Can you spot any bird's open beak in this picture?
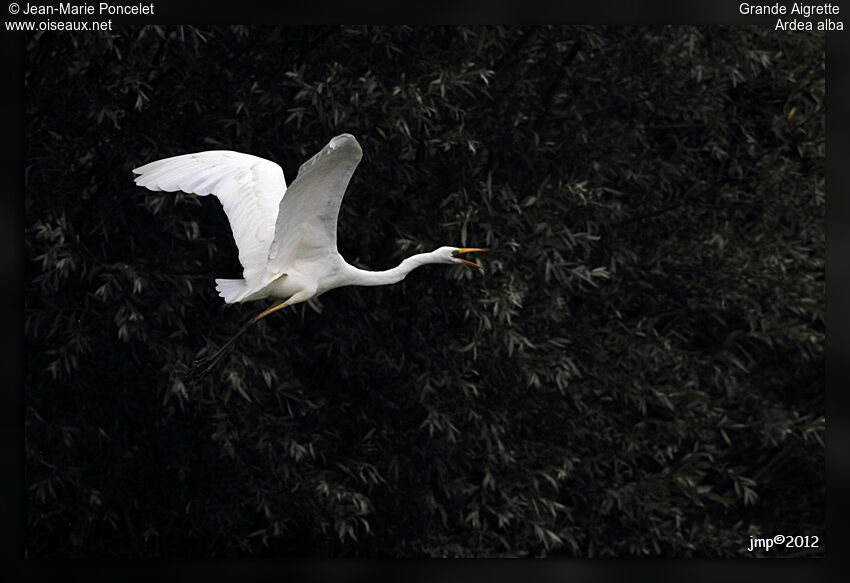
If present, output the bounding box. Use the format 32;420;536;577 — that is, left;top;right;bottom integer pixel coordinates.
454;248;486;270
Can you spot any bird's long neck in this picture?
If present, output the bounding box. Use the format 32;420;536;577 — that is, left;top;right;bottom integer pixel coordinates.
343;252;440;287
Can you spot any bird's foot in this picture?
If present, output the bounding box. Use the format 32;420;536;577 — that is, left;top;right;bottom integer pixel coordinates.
185;346;229;385
185;357;214;386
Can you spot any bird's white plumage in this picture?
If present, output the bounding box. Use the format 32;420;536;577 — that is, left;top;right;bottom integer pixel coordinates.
267;133;362;273
132;151;287;292
133;134;486;381
132;134;483;313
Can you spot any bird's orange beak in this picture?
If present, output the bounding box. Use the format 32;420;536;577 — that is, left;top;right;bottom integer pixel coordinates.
454;248;486;270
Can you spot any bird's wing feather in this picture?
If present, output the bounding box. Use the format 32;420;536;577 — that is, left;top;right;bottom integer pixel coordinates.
133;151;286;284
266;134;362;272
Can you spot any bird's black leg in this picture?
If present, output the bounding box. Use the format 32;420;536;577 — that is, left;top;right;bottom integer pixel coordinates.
185;299;290;385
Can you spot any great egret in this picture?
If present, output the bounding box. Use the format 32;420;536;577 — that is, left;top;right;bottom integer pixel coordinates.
133;133;485;379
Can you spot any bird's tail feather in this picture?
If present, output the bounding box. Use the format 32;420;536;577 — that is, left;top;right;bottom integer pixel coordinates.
215;278;246;304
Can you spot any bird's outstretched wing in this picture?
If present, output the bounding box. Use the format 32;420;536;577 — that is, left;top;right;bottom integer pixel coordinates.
266;134;363;272
133;151;287;284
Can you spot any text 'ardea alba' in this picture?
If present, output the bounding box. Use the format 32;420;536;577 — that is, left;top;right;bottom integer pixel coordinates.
133;133;485;379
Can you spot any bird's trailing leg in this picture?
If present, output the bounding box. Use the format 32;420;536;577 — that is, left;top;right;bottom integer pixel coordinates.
251;298;292;322
185;298;291;385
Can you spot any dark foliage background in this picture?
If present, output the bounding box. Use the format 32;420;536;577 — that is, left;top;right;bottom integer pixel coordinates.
24;26;824;557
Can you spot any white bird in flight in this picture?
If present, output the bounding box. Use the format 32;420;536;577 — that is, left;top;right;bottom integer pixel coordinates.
133;133;484;379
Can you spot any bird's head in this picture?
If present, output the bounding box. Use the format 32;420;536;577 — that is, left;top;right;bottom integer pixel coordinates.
433;246;486;269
